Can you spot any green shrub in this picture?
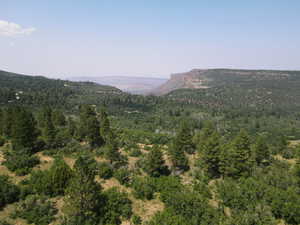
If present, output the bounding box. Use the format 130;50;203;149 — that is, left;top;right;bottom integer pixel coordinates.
26;157;73;197
0;175;20;209
98;162;113;179
129;148;142;157
12;195;57;225
103;187;133;225
131;215;142;225
114;168;131;185
3;151;40;176
131;177;156;200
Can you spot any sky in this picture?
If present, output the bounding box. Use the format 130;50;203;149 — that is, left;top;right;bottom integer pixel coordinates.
1;0;300;78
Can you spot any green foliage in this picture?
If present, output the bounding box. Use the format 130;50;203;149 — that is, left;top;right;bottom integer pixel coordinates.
11;107;38;153
40;107;56;148
252;135;271;166
175;120;196;154
12;195;57;225
147;208;190;225
114;168;131;186
79;105;104;148
26;157;73;197
0;175;20;209
220;130;253;178
131;215;142;225
132;177;156;200
97;162;113;179
3;151;40;175
200;131;222;178
102;187;133;225
169;140;189;173
128;148;142;157
63;155;103;225
142;145;169;177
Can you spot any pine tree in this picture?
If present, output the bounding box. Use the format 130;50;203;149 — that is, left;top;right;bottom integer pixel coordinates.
169;138;189;173
176;120;196;154
201;132;222;178
104;132;122;166
143;145;167;177
99;108;111;143
67;117;77;138
220;130;253;178
48;157;73;196
42;107;56;148
193;122;215;153
252;135;271;166
2;107;14;138
79;105;104;148
11;107;38;153
52;110;66;126
63;155;103;225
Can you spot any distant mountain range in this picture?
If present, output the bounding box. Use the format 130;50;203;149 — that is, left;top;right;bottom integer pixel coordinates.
68;76;168;94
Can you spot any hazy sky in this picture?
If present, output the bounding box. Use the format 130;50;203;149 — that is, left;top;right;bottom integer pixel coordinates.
1;0;300;78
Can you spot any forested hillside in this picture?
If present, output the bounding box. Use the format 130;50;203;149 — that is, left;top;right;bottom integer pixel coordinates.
0;70;121;109
0;70;300;225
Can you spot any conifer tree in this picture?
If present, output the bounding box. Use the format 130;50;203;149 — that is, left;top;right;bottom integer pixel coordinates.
79;105;104;148
48;157;73;196
2;107;14;138
99;108;111;142
104;132;122;165
201;132;222;178
252;135;271;166
143;145;167;177
169;138;189;173
193;122;215;153
42;107;56;148
52;110;66;126
63;155;103;225
220;130;253;178
11;107;38;153
176;120;196;154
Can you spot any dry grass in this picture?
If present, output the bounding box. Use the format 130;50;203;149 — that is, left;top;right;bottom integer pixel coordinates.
0;203;28;225
274;155;297;165
63;157;76;168
131;198;164;222
289;140;300;147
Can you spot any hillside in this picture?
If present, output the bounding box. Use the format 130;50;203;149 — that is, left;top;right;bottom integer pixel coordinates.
0;70;122;109
152;69;300;95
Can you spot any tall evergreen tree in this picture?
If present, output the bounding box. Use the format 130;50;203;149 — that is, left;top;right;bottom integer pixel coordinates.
143;145;167;177
220;130;253;178
63;155;103;225
201;132;222;178
193;122;215;153
2;107;14;138
252;135;271;166
104;132;122;166
79;105;104;148
42;107;56;148
169;138;189;173
99;108;111;142
11;107;38;153
176;120;196;154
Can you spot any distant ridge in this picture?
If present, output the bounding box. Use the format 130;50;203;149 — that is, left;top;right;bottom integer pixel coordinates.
151;68;300;95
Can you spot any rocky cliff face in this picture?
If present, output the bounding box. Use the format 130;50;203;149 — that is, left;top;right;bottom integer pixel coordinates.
151;69;210;95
